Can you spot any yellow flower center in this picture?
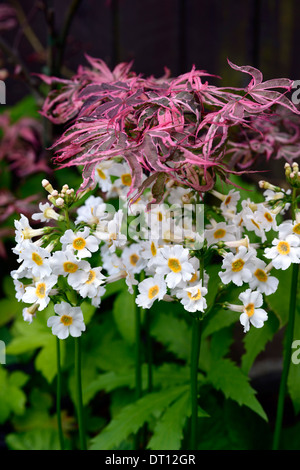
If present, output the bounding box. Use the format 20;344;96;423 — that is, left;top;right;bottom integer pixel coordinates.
63;262;78;273
97;168;106;180
121;173;132;186
188;271;198;283
148;285;159;299
168;257;182;273
213;228;226;239
277;241;290;255
36;282;46;299
157;211;163;222
60;315;73;326
293;223;300;235
129;254;139;266
254;268;268;283
187;289;202;301
32;252;43;266
231;258;245;272
245;303;255;317
150;241;157;257
86;270;96;284
251;218;260;230
72;237;86;250
224;195;231;205
264;212;273;223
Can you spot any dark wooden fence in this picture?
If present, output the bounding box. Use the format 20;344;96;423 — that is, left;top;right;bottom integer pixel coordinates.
3;0;300;103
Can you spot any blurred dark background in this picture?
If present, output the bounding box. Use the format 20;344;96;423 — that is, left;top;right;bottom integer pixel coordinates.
2;0;300;106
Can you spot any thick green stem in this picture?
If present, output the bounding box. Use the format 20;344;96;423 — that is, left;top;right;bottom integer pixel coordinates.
190;317;202;450
56;337;65;450
75;337;87;450
272;262;299;450
145;307;153;393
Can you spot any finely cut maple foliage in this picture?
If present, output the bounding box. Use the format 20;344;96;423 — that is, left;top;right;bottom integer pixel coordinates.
39;57;300;203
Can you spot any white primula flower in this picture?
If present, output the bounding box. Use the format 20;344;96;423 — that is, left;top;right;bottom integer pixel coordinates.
263;188;291;214
176;280;208;313
277;219;300;240
50;250;91;287
241;204;267;242
220;189;240;213
264;234;300;270
136;275;167;309
17;240;52;278
96;209;127;252
140;240;161;270
204;221;237;247
254;204;278;232
76;267;106;299
238;289;268;333
22;303;39;323
91;285;106;308
47;302;86;340
121;243;147;275
14;214;45;244
60;227;99;258
32;202;60;222
13;279;26;301
219;246;256;286
75;195;108;226
249;259;279;295
22;274;58;311
154;244;195;289
94;161;114;193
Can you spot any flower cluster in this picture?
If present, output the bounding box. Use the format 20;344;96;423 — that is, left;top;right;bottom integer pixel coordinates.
11;159;300;338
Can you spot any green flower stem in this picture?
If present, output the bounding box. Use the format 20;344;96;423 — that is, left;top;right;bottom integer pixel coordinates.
135;301;142;401
75;336;87;450
56;337;65;450
272;262;299;450
272;186;299;450
145;307;153;393
190;316;203;451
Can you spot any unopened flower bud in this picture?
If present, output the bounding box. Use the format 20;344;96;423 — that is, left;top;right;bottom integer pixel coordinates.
42;179;54;194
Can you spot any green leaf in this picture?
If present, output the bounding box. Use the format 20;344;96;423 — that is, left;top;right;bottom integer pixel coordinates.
89;385;189;450
0;367;28;423
150;311;191;361
6;429;61;450
241;311;279;375
266;267;293;327
206;358;268;421
113;289;136;344
147;390;190;450
203;308;240;338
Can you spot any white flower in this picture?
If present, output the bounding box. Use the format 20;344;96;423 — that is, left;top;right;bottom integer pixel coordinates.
238;289;268;333
264;234;300;270
219;246;256;286
50;250;91;287
94;161;114;193
249;259;279;295
47;302;86;339
254;204;278;232
32;202;60;222
13;279;26;301
60;227;99;258
95;209;127;252
204;221;237;247
136;275;167;309
22;274;58;311
75;195;108;226
277;220;300;240
91;285;106;308
14;214;45;244
220;189;240;213
76;267;106;298
17;240;52;278
241;204;267;241
22;303;39;323
175;280;208;313
121;243;147;274
154;244;195;289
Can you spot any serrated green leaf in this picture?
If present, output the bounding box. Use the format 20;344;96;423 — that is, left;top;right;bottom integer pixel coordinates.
89;385;189;450
206;358;268;421
147;390;190;450
151;312;191;361
0;366;28;423
5;429;61;450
